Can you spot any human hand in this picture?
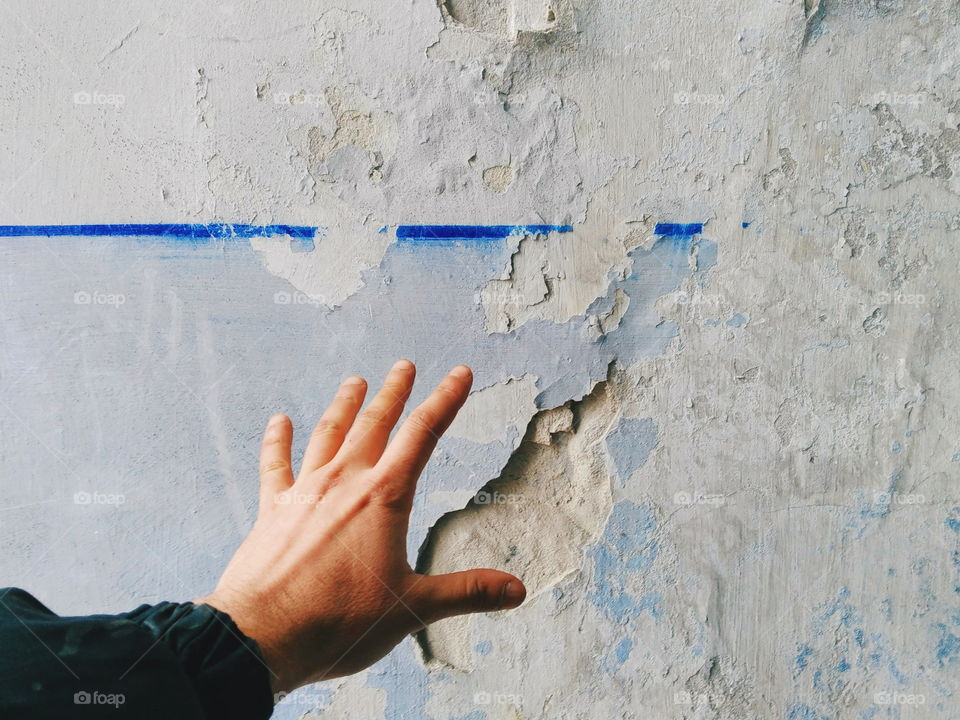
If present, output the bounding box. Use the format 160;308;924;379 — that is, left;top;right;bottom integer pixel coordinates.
199;360;526;694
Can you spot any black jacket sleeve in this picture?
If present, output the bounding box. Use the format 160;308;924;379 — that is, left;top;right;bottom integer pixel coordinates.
0;587;274;720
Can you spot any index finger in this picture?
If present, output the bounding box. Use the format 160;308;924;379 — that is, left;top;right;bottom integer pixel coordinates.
376;365;473;487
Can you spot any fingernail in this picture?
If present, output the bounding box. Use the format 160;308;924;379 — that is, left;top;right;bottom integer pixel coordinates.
450;364;472;379
499;581;526;609
342;375;366;386
393;358;414;372
268;414;287;426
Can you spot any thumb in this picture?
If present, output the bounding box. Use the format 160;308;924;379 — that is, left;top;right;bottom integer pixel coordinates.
412;569;526;624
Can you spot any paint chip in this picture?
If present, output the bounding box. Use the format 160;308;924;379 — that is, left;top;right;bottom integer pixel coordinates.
482;164;514;193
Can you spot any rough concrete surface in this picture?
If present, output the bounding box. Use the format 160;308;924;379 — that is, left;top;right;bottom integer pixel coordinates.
1;1;959;719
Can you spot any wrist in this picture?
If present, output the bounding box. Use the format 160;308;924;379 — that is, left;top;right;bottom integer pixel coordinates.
124;597;275;717
197;591;295;696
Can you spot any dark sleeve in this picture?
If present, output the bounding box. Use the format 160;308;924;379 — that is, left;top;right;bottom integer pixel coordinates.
0;587;274;720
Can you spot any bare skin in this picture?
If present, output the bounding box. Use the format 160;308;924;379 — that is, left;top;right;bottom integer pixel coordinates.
198;360;526;695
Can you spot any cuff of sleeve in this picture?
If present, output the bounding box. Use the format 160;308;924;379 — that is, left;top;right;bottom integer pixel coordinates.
123;600;274;720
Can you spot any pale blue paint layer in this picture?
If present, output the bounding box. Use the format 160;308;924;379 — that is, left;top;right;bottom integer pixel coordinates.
0;223;717;718
726;312;748;328
587;501;661;624
605;417;657;486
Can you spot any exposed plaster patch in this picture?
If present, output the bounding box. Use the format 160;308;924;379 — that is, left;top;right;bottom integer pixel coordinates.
584;286;634;343
482;163;514;193
477;220;633;334
479;233;553;333
440;0;560;40
859;102;960;194
417;380;617;669
447;374;539;444
195;67;212;128
306;86;398;185
250;212;392;306
529;404;573;445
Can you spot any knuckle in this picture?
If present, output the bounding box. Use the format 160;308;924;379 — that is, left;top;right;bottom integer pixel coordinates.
318;461;347;485
435;380;462;400
260;458;290;475
334;386;364;402
311;418;343;439
408;408;440;433
372;476;408;509
384;379;409;395
359;408;390;427
467;576;491;608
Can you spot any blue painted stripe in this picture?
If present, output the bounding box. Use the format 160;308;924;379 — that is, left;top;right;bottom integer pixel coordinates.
396;224;573;240
0;223;317;239
654;222;703;237
0;222;579;248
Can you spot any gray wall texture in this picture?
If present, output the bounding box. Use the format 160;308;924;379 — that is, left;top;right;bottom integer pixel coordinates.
1;1;959;718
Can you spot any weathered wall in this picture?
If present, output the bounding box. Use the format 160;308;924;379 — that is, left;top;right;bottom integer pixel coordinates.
1;1;959;718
